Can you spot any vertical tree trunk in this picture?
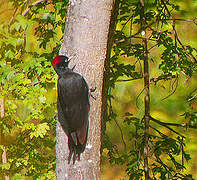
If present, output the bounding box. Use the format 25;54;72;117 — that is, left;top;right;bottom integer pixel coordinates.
101;0;120;151
56;0;116;179
1;97;10;180
140;0;150;179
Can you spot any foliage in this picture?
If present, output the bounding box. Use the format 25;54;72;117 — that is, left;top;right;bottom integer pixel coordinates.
0;0;68;179
103;0;197;179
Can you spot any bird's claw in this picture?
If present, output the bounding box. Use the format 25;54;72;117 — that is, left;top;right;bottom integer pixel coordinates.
90;86;97;100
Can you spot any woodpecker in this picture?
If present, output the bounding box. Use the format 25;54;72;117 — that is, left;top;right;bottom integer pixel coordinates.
52;55;90;164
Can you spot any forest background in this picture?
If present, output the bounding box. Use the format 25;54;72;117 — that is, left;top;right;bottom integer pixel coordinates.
0;0;196;179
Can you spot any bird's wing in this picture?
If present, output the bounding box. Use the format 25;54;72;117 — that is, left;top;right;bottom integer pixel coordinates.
57;72;90;146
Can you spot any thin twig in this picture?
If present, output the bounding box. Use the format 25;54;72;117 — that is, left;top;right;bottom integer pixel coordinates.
166;18;197;25
121;15;134;31
172;21;197;63
8;7;18;28
114;118;126;150
150;125;167;138
150;116;186;138
115;34;159;44
27;81;42;86
136;87;145;109
181;137;184;169
187;94;197;102
22;0;47;16
132;36;158;41
108;86;126;150
151;117;197;129
161;0;171;17
148;154;169;172
161;73;178;101
116;76;143;82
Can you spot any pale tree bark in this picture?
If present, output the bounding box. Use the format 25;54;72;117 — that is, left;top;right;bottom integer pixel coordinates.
1;97;10;180
56;0;117;179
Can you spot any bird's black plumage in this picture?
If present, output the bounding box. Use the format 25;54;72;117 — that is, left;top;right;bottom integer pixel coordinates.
52;55;90;164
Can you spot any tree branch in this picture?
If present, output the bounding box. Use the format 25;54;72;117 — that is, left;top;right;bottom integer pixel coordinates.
150;116;197;129
150;116;186;138
1;97;10;180
114;118;126;150
172;20;197;63
27;81;42;86
22;0;47;16
166;18;197;25
140;0;150;179
161;73;178;101
116;76;143;82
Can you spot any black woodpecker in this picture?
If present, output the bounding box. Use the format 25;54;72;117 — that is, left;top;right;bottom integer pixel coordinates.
52;55;90;164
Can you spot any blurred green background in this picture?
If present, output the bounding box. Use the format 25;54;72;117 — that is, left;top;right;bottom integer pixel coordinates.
101;0;197;179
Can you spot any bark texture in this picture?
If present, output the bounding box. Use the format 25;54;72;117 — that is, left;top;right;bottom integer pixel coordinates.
140;0;150;179
101;0;119;152
1;97;10;180
56;0;115;179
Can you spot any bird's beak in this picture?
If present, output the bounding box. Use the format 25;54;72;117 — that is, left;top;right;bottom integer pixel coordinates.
67;56;73;62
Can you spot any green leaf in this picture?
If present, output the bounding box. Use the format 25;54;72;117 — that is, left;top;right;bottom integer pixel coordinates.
0;163;11;170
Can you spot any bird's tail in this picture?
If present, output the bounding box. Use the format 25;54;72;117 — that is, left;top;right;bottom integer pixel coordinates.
67;131;87;164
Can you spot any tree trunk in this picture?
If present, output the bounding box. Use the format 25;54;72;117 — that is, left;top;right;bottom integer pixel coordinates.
56;0;116;179
140;1;150;179
1;96;10;180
